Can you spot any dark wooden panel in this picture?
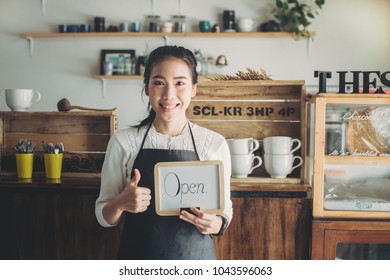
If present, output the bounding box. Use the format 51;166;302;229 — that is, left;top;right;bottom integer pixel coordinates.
214;196;312;260
312;220;390;260
0;181;123;260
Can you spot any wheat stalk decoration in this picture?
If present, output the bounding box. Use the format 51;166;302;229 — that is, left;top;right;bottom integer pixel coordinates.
207;67;273;81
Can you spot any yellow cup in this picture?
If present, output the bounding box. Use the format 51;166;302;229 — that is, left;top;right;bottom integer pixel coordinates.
15;153;34;179
44;153;63;179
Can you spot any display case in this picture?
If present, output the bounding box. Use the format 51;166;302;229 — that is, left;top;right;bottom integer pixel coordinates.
311;94;390;219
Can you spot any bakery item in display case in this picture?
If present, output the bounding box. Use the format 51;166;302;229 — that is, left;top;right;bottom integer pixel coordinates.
346;106;390;156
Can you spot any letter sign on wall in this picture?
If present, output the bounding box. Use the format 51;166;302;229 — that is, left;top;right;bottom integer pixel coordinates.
154;160;225;216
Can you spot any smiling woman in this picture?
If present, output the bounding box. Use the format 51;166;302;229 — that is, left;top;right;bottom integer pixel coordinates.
146;56;196;129
95;45;233;260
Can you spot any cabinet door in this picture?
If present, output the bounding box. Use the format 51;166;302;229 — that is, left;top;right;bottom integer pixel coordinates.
214;196;311;260
312;96;390;218
0;187;123;259
312;220;390;260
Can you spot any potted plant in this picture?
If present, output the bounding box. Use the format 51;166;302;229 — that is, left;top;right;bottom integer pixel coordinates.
272;0;325;39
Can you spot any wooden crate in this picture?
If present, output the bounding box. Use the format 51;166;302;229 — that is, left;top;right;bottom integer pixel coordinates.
188;80;308;185
0;111;117;176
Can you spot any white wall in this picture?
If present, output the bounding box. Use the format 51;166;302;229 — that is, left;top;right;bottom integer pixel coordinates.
1;0;389;129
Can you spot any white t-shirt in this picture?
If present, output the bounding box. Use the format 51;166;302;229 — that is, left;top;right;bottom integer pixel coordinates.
95;121;233;227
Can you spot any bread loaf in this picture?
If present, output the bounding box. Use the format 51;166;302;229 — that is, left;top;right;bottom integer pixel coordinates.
346;107;390;155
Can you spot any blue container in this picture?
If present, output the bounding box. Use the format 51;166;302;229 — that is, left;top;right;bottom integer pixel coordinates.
58;24;67;33
79;24;91;32
67;24;79;33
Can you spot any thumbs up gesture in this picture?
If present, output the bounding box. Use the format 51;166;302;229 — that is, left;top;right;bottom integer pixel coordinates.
121;169;152;213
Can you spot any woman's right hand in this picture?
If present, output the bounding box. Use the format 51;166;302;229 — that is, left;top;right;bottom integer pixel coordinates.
102;169;151;225
120;168;152;213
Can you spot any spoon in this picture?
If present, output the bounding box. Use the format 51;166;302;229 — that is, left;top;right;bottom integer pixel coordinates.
57;98;116;112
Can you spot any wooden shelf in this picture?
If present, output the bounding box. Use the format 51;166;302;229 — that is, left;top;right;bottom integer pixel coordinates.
95;75;218;80
96;75;142;80
325;155;390;166
230;177;310;192
20;31;312;39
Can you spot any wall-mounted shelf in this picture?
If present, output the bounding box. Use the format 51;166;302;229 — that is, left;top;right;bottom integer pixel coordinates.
95;75;142;80
20;31;310;39
20;30;315;97
20;31;315;56
95;75;215;80
95;75;216;97
96;75;142;97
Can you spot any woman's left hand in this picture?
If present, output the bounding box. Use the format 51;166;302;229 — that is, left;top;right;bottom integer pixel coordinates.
179;207;223;235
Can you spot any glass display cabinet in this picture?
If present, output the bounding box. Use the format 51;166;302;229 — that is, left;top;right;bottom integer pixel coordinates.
310;94;390;260
311;94;390;219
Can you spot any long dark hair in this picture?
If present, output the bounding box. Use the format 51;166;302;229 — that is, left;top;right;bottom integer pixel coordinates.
134;45;198;129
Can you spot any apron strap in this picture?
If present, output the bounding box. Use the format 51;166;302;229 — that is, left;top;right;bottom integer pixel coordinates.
188;120;200;160
139;122;153;150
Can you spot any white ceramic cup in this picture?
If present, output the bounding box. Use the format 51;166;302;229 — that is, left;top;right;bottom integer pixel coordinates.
263;136;301;154
231;154;262;178
264;154;303;179
237;18;254;32
227;138;260;155
5;89;41;112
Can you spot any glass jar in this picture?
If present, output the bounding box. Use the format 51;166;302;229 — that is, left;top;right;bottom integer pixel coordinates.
204;57;214;75
172;15;186;32
193;49;203;74
325;108;347;155
147;15;160;32
94;17;105;32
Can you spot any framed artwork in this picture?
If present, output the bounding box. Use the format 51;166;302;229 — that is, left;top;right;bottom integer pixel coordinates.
100;49;135;75
154;160;225;216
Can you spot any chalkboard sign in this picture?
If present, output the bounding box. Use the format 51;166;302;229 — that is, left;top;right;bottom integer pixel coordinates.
154;160;225;216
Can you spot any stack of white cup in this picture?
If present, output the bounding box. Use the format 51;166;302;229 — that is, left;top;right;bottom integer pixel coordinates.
227;137;262;178
263;136;303;179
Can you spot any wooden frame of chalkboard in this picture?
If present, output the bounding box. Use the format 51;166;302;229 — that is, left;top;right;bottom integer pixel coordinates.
154;160;225;216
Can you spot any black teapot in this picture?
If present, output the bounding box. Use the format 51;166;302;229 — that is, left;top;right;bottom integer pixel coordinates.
260;20;280;32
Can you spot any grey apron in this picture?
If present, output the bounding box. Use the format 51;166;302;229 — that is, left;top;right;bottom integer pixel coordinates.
117;122;216;260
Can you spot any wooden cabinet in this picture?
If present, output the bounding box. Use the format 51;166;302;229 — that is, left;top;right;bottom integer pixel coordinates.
0;111;117;176
0;178;123;259
192;80;309;185
214;188;312;260
0;178;311;260
312;220;390;260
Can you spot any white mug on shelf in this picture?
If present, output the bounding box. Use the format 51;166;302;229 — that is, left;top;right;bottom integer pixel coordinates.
263;136;301;155
237;18;254;32
227;137;260;155
231;154;262;178
264;154;303;179
5;89;41;112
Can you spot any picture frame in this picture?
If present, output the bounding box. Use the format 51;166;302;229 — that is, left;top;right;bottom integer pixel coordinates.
154;160;225;216
100;49;135;75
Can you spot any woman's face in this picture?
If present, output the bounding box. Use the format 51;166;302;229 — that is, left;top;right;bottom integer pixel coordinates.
146;57;196;124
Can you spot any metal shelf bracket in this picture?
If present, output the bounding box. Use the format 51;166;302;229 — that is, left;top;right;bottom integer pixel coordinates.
99;78;107;98
163;35;169;45
41;0;47;15
307;37;313;57
26;37;34;57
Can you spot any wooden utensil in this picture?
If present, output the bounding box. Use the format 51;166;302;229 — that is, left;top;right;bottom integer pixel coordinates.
57;98;116;112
